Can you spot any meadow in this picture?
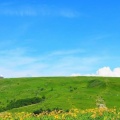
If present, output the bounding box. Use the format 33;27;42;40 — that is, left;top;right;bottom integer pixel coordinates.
0;76;120;119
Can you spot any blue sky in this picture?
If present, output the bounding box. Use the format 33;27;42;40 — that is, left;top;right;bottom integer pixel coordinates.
0;0;120;78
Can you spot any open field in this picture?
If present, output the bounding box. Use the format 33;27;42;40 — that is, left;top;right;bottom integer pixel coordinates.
0;76;120;114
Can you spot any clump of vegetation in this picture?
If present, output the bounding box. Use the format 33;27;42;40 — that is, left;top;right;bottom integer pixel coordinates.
69;86;77;92
87;79;106;88
3;97;45;112
33;107;63;114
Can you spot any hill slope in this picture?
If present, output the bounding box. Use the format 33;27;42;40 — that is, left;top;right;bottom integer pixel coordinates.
0;76;120;113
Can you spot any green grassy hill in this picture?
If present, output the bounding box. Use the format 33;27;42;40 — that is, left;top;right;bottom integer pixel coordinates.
0;76;120;113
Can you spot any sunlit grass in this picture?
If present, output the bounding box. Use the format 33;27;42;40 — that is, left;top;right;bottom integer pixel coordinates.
0;77;120;113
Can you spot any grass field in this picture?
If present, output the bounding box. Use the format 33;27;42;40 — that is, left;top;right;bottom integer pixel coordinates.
0;76;120;115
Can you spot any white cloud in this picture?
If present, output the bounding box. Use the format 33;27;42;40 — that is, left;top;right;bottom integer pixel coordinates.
71;67;120;77
96;67;120;77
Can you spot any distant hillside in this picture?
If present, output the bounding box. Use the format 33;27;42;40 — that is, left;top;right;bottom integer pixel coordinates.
0;76;120;113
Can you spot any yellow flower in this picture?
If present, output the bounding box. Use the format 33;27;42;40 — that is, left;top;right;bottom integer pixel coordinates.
91;114;96;118
54;115;59;119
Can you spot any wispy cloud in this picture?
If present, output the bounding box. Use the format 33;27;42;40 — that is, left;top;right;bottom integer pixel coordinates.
48;49;84;56
59;9;79;18
0;6;37;16
0;48;102;78
0;2;80;18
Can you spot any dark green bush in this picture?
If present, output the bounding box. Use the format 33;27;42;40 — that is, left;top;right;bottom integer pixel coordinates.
33;108;43;114
33;107;63;114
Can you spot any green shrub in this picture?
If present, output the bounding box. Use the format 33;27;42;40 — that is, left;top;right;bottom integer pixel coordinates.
5;97;45;110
